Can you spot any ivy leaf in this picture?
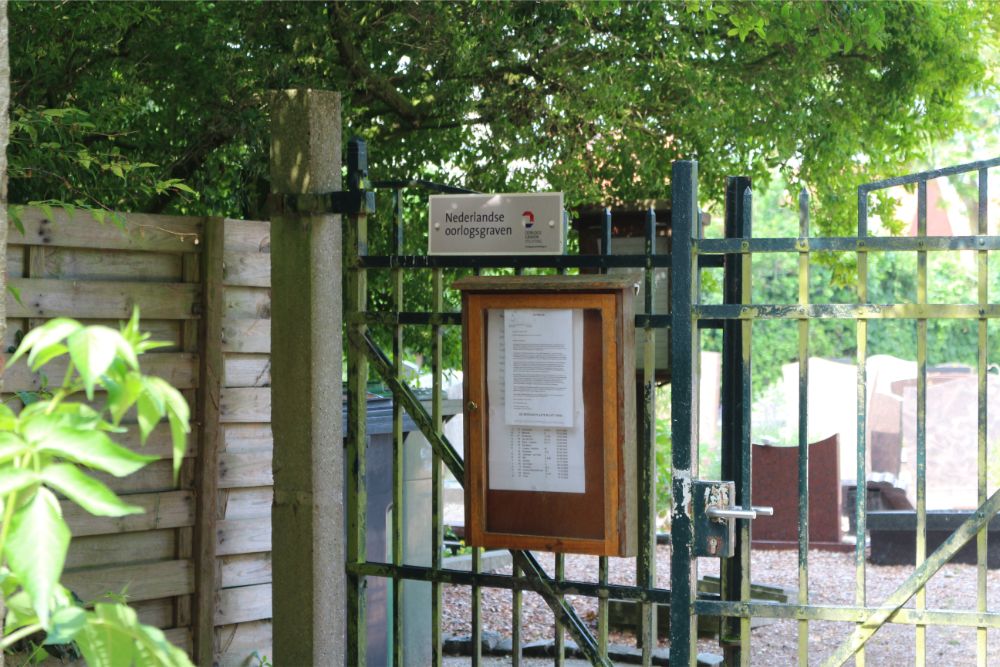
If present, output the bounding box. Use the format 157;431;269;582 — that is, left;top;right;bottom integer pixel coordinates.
35;428;155;477
41;464;144;517
4;488;69;627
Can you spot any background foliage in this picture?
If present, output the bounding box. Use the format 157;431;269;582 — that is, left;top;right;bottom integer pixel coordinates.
9;1;999;229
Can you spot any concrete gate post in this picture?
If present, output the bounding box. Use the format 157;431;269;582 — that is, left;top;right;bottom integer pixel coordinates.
269;89;344;666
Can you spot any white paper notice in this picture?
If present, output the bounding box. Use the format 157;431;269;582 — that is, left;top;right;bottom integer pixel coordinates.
504;309;574;428
487;310;585;493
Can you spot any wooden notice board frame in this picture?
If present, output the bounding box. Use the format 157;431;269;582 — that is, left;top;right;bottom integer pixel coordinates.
455;275;637;556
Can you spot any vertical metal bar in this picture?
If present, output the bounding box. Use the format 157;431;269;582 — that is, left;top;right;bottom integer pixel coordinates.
915;180;928;667
598;556;609;658
854;187;869;667
796;189;811;667
391;189;405;667
472;547;482;666
345;140;370;667
669;160;700;667
431;267;444;667
738;188;753;665
512;563;522;667
555;554;566;666
598;206;611;663
601;206;612;272
721;176;751;664
639;207;658;666
977;167;989;667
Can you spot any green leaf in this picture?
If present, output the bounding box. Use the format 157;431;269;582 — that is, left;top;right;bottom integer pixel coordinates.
9;318;81;368
0;432;29;463
67;326;123;399
75;604;136;667
35;428;155;477
45;604;86;645
29;341;69;371
42;464;144;516
4;488;70;627
10;205;25;236
0;403;17;430
7;285;24;308
136;392;162;444
0;468;39;496
105;371;144;425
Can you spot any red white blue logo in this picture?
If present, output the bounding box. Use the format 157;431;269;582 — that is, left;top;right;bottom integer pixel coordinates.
521;210;535;229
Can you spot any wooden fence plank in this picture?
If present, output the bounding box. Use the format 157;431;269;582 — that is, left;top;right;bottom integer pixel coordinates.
223;252;270;287
223;423;272;451
219;451;272;489
221;487;272;521
2;351;199;392
41;246;183;282
63;559;194;603
94;459;184;495
223;287;270;320
9;206;203;253
223;353;271;387
222;318;270;355
220;387;271;423
134;598;176;629
216;619;272;667
63;490;194;536
164;628;193;655
217;518;272;556
222;219;269;254
67;530;177;570
215;583;271;626
220;553;272;589
7;278;200;320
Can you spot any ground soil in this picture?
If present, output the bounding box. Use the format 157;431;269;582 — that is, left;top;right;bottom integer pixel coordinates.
442;546;1000;665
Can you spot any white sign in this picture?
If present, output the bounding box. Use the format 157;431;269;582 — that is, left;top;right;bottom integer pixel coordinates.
504;309;574;428
428;193;564;255
486;309;586;494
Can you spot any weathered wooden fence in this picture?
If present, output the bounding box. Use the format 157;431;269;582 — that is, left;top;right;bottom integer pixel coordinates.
5;206;274;666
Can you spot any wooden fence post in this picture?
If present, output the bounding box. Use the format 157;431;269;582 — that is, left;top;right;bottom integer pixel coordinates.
269;89;344;666
193;216;224;665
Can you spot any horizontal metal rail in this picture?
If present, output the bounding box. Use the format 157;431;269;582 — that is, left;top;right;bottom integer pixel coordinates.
349;561;674;605
360;254;694;269
859;156;1000;192
697;234;1000;254
695;600;1000;629
697;303;1000;320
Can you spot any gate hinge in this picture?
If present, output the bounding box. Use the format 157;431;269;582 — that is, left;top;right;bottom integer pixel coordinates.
272;137;376;216
274;189;376;216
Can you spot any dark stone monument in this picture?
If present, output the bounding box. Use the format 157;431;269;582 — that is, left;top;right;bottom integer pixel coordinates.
751;434;849;551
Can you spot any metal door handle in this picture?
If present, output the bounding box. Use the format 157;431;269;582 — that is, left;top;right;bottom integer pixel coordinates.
706;505;775;521
706;507;758;521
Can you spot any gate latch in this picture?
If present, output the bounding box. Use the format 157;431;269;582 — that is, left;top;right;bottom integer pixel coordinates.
692;480;774;558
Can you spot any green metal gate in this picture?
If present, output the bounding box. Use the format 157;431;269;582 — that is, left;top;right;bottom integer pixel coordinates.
670;156;1000;666
344;138;1000;666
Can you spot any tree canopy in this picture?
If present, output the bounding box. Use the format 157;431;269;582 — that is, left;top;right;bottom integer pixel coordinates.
9;1;999;231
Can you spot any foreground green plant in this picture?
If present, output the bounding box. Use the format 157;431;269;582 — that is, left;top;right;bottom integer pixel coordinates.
0;310;193;666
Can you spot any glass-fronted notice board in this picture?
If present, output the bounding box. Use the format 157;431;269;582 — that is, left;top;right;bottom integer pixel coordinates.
454;275;637;556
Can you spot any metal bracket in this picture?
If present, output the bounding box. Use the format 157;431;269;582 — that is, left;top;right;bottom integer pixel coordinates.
273;137;376;216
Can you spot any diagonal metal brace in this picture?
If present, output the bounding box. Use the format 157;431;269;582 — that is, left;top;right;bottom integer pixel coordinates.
355;329;613;666
823;486;1000;666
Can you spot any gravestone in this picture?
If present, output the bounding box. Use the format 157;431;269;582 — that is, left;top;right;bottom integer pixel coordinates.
751;434;847;550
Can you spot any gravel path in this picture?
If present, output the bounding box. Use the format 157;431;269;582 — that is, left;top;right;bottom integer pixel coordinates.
443;547;1000;665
